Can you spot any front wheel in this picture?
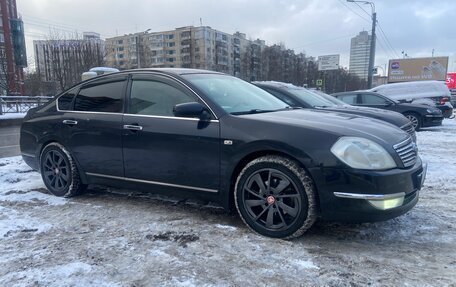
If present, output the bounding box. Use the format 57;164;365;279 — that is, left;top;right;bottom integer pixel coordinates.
404;113;422;131
40;142;86;197
234;156;317;239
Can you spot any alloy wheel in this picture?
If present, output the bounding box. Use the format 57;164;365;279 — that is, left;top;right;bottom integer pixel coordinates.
241;168;303;231
42;150;70;191
406;114;419;129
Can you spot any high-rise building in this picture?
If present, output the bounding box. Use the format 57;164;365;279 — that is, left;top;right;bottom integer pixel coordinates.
349;31;371;81
105;26;266;80
0;0;27;95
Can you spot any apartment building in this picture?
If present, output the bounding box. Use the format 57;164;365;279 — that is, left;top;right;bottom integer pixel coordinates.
349;31;371;81
34;32;104;91
0;0;27;95
105;26;266;80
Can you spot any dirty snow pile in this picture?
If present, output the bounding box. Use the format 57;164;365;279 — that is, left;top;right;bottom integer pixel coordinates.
0;120;455;286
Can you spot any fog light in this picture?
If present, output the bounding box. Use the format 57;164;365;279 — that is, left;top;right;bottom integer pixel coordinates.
368;196;404;210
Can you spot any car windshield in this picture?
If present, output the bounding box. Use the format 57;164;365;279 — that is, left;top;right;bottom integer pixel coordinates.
183;74;289;114
286;88;337;108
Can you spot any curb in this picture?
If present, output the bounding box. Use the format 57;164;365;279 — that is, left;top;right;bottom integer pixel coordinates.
0;118;23;127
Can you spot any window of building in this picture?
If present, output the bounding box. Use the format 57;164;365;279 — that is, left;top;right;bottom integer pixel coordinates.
57;87;78;110
167;42;175;47
168;34;174;39
74;79;125;113
167;50;175;55
117;39;123;44
129;80;195;117
167;58;175;62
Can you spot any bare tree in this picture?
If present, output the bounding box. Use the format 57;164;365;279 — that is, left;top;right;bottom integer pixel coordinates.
0;47;10;95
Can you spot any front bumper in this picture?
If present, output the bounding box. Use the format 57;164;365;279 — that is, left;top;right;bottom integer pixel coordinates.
310;158;426;222
437;105;453;118
422;114;444;127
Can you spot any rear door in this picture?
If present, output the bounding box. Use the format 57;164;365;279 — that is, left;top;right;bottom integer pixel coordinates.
61;75;127;177
122;73;220;193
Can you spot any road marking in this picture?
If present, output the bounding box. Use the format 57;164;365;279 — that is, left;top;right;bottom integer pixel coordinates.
0;145;19;149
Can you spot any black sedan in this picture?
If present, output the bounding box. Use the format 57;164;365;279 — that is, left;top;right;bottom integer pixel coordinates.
254;82;416;140
20;69;426;239
332;91;443;130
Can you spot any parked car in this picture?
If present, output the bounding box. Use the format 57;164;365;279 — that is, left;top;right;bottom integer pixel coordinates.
20;69;426;239
368;81;453;118
254;81;416;140
332;91;443;131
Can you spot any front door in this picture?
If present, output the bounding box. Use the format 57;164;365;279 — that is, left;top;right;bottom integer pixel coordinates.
122;74;220;192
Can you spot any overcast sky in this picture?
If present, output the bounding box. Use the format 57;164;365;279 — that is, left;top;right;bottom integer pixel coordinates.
19;0;456;73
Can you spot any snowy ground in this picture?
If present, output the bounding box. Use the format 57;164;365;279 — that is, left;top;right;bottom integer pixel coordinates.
0;120;455;286
0;113;26;120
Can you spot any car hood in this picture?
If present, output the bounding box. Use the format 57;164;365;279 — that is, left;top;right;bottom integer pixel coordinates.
235;109;409;146
319;106;410;127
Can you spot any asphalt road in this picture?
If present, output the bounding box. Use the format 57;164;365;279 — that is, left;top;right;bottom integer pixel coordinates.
0;124;21;158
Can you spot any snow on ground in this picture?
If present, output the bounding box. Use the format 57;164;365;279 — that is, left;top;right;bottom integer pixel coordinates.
0;113;26;119
0;120;455;286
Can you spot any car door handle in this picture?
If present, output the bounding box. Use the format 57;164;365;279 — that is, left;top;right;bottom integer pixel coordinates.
62;120;78;125
123;124;143;131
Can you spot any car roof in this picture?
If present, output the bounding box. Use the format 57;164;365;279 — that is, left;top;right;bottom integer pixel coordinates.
332;91;380;96
253;81;303;90
121;68;224;76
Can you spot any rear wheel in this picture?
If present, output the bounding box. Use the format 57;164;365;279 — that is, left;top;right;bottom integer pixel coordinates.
404;112;421;131
40;143;86;197
234;155;317;239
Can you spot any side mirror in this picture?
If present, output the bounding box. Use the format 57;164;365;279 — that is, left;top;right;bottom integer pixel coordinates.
173;102;211;120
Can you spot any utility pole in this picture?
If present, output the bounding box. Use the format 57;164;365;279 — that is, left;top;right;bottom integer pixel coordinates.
347;0;376;89
368;10;376;89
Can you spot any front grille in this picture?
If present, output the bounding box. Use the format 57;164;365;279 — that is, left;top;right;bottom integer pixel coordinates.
401;123;416;139
393;137;417;168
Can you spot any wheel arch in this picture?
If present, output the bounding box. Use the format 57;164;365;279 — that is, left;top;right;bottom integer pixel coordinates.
37;140;89;185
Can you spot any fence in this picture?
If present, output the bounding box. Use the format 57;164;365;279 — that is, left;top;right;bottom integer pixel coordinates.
0;96;53;115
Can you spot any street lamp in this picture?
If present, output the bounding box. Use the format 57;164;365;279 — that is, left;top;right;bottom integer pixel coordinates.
137;28;151;68
347;0;376;89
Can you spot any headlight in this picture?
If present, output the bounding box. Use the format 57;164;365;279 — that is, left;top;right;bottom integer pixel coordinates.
331;137;396;170
426;108;440;114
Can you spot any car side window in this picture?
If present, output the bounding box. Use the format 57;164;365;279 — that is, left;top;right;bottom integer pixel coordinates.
264;88;299;106
129;79;196;117
339;94;357;104
74;79;125;113
57;87;78;111
361;94;390;105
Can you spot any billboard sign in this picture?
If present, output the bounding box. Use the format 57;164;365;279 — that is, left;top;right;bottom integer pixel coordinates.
388;57;449;83
446;73;456;89
318;54;340;71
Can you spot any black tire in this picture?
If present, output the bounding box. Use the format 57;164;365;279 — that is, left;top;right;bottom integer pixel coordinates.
404;112;422;131
40;142;86;197
234;155;317;239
